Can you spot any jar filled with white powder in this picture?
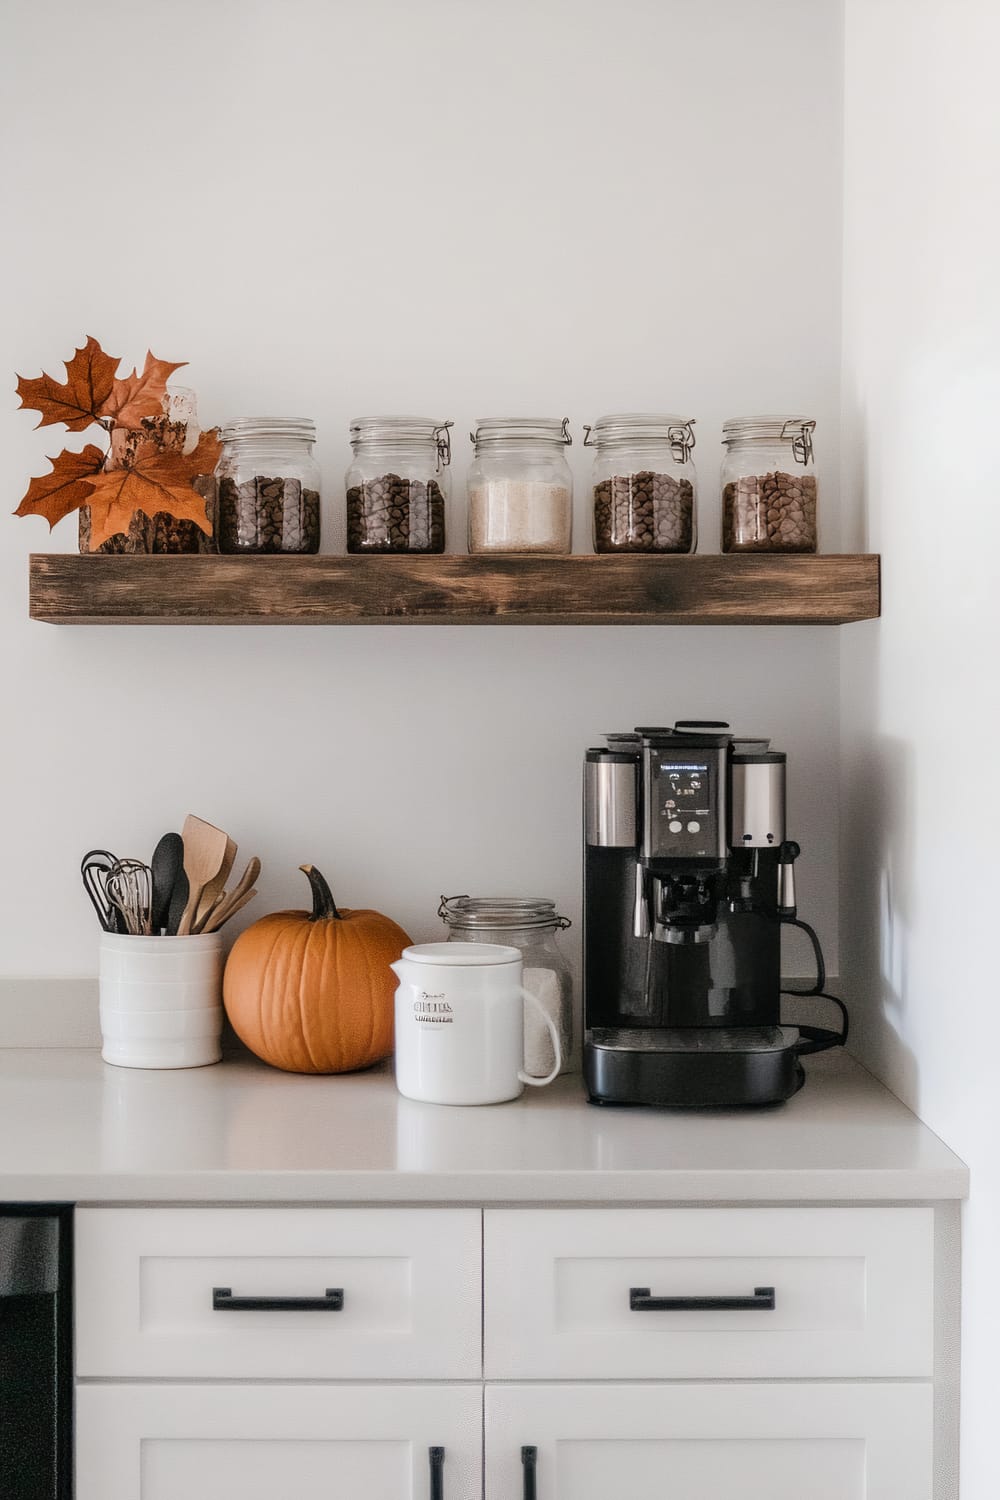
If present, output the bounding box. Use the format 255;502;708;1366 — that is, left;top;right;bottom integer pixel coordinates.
438;895;576;1074
467;417;573;553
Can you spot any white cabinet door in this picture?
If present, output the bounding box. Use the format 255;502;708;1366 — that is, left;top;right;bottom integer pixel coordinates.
77;1383;481;1500
485;1383;932;1500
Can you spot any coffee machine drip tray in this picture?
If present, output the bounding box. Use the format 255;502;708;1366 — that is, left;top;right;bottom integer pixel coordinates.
585;1026;804;1108
591;1026;797;1053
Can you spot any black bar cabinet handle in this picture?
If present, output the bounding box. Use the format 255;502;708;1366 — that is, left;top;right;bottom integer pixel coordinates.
521;1445;537;1500
629;1284;775;1312
429;1445;445;1500
212;1286;344;1312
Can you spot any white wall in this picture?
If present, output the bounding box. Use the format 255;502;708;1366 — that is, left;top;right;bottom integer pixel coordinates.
0;0;844;986
841;2;1000;1494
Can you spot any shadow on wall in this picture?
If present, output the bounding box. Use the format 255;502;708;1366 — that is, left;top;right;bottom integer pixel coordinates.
841;630;919;1103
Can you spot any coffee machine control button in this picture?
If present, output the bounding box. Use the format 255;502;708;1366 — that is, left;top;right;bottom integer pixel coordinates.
687;820;701;833
668;820;683;834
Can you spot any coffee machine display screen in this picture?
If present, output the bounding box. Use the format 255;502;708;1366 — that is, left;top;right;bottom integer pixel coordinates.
644;750;726;863
660;762;709;809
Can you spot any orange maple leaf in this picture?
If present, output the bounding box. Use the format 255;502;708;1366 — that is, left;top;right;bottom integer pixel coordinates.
81;428;222;549
101;350;188;429
16;336;119;431
14;445;105;528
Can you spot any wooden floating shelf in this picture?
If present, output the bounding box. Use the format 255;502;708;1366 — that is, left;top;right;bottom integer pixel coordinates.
29;553;880;626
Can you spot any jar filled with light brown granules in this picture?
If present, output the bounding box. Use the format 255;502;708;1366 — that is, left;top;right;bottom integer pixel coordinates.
467;417;573;553
721;416;818;553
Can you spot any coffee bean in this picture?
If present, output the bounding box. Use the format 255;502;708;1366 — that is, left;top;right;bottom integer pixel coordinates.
218;475;321;554
593;470;694;553
346;471;446;553
722;471;817;553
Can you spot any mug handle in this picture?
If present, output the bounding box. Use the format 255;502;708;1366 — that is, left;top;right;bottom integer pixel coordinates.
517;985;562;1087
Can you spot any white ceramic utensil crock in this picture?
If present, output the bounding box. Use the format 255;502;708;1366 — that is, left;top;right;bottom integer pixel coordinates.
391;941;562;1105
98;932;224;1069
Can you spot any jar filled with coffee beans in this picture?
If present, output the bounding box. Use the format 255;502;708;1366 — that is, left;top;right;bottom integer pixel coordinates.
80;386;218;555
583;413;697;553
467;417;573;553
721;416;818;553
345;417;451;554
216;418;321;554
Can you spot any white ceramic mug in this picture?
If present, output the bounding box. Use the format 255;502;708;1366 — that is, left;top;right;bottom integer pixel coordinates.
391;942;562;1105
98;932;223;1069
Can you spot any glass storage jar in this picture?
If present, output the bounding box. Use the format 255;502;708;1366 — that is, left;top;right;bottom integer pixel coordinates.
467;418;573;553
345;417;451;554
721;416;817;553
583;413;697;553
438;895;575;1074
216;418;321;554
79;385;217;555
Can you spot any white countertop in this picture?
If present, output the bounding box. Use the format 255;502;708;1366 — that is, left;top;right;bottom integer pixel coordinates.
0;1046;967;1204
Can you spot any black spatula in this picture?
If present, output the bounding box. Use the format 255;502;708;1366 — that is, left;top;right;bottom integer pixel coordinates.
150;832;184;936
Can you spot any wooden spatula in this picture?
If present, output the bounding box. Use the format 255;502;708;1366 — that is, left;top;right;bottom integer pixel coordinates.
193;835;237;932
177;815;232;937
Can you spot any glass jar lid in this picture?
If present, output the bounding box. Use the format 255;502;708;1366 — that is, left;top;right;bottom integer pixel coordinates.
470;417;572;452
583;413;696;461
220;417;316;443
438;895;571;932
349;416;453;468
722;415;816;464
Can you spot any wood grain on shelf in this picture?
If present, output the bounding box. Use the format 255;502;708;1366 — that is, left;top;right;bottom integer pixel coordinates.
29;553;880;626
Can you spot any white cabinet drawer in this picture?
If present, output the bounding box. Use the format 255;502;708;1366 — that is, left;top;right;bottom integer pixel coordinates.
77;1383;482;1500
484;1206;934;1378
76;1207;481;1378
485;1382;932;1500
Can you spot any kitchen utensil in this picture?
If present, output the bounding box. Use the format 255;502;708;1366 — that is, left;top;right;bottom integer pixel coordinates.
81;849;125;933
176;815;231;937
198;856;261;934
106;859;153;937
193;835;237;933
150;832;184;936
166;866;190;937
201;885;258;934
391;942;562;1105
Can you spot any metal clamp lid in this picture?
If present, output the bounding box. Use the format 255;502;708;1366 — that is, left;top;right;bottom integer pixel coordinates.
348;416;453;470
781;417;815;465
582;414;696;463
438;894;571;931
469;417;572;449
722;415;816;465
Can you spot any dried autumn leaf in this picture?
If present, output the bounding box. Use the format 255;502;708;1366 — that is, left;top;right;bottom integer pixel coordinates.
16;336;119;431
81;428;222;549
101;349;188;429
13;445;105;528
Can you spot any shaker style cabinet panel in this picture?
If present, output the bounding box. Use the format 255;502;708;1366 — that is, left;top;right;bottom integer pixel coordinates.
484;1383;933;1500
483;1206;935;1378
76;1383;482;1500
75;1206;482;1378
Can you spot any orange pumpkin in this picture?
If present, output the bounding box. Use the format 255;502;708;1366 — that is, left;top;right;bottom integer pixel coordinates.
223;864;410;1074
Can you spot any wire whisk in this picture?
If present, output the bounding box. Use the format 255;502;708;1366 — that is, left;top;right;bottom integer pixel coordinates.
106;858;153;936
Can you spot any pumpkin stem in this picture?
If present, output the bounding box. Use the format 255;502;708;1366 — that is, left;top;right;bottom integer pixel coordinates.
300;864;343;921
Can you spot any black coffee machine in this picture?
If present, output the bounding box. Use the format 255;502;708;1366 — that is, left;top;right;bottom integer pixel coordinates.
583;721;845;1108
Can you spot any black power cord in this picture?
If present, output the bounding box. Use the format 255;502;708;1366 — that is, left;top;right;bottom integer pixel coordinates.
779;915;849;1054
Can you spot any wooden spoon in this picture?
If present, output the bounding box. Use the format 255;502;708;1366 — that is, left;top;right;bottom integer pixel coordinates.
197;856;261;934
193;835;237;933
201;885;258;934
176;815;231;937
